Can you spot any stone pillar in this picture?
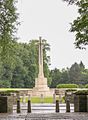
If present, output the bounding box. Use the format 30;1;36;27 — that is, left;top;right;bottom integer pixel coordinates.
66;99;70;112
53;94;56;103
74;94;87;112
74;95;79;112
40;94;44;103
28;100;31;113
87;95;88;112
56;100;59;112
59;94;62;103
28;94;31;100
0;96;13;113
17;97;20;113
22;94;25;103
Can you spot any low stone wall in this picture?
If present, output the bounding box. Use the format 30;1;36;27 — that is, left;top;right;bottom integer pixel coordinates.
18;89;33;96
17;88;55;97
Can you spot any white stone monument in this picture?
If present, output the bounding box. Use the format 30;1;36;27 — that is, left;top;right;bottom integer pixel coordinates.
33;37;50;97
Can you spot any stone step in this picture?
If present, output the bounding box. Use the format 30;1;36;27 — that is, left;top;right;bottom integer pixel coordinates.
25;113;88;120
0;113;88;120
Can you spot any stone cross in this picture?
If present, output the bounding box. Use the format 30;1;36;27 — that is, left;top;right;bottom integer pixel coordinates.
38;37;44;78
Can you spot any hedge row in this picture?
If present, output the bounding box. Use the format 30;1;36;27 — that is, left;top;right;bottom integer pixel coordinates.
57;84;79;88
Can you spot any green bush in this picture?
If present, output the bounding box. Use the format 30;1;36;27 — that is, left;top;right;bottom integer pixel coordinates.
66;89;77;92
57;84;79;88
85;84;88;88
74;90;88;95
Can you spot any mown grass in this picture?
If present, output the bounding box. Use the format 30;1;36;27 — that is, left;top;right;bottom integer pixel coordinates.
21;97;54;103
21;97;53;103
31;97;54;103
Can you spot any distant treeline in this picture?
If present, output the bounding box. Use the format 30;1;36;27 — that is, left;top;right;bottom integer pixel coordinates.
50;61;88;88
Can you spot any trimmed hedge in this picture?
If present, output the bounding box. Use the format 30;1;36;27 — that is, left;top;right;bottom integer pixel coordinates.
74;90;88;95
57;84;79;88
66;89;77;92
0;90;19;96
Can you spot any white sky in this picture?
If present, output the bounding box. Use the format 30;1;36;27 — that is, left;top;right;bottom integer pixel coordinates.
16;0;88;69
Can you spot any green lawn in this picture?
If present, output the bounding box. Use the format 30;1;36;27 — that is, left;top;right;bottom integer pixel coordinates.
21;96;59;103
31;97;53;103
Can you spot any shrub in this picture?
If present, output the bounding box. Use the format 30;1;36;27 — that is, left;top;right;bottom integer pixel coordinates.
66;89;77;92
85;84;88;88
74;90;88;95
57;84;79;88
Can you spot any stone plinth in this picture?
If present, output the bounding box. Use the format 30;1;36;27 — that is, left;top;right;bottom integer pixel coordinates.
33;76;51;97
35;76;49;90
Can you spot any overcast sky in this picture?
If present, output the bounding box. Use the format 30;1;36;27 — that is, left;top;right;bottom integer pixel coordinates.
16;0;88;69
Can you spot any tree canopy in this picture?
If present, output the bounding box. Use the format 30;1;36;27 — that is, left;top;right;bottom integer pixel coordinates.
63;0;88;49
0;0;19;63
0;39;51;88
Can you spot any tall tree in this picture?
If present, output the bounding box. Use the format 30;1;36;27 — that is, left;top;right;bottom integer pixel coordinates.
63;0;88;49
69;62;81;84
0;0;19;60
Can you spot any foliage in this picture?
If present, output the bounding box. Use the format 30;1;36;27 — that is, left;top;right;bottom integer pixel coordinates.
0;39;51;88
50;68;62;88
57;84;79;88
50;61;88;88
74;90;88;95
78;84;85;88
63;0;88;49
0;0;19;61
85;84;88;88
0;80;11;88
63;0;78;4
66;89;77;92
69;62;81;84
0;90;18;96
